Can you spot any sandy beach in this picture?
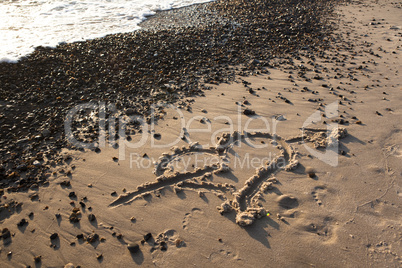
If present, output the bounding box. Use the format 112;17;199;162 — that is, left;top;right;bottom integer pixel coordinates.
0;0;401;267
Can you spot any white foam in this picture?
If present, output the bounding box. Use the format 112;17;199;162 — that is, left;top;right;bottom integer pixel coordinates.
0;0;213;62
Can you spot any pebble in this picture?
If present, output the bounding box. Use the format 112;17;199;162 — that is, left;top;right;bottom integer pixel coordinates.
144;233;153;241
243;108;256;116
88;214;96;222
50;233;58;240
17;219;28;227
87;233;99;244
127;243;140;253
1;228;11;240
34;255;42;262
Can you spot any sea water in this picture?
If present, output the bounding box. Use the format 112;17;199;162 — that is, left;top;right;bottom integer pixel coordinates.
0;0;213;62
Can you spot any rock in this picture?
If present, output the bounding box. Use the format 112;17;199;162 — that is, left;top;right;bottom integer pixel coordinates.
88;214;96;222
64;263;75;268
32;160;41;167
50;233;58;240
42;129;51;137
76;234;84;239
34;255;42;262
1;228;11;240
17;218;28;227
144;233;153;241
127;243;140;253
243;108;256;116
87;233;99;244
160;241;167;251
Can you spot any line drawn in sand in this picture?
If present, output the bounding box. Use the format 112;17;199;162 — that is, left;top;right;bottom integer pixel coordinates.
109;128;347;226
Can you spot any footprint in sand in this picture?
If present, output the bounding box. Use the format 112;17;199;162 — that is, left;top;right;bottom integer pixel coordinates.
182;208;203;230
311;185;328;206
277;195;299;210
301;216;338;243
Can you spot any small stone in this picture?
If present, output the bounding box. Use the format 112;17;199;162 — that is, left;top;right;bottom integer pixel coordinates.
305;167;316;178
127;243;140;253
175;239;183;247
243;108;255;116
88;214;96;222
1;228;11;240
42;129;51;137
68;192;76;198
87;233;99;244
34;255;41;262
50;233;58;240
160;241;167;251
64;263;75;268
144;233;152;241
17;219;28;227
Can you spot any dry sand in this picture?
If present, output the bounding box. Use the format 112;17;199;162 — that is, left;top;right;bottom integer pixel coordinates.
1;0;401;267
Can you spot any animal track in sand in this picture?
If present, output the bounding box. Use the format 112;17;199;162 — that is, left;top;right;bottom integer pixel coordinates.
109;128;347;227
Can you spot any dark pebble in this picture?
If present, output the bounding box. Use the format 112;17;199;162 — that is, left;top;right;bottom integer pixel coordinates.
1;228;11;240
50;233;58;240
17;219;28;227
243;108;256;116
127;243;140;253
87;233;99;243
160;241;168;251
144;233;153;241
88;214;96;222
